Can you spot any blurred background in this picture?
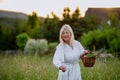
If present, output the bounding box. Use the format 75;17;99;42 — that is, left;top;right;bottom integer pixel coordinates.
0;1;120;80
0;0;120;56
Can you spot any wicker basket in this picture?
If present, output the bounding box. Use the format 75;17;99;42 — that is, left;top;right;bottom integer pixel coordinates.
81;56;96;67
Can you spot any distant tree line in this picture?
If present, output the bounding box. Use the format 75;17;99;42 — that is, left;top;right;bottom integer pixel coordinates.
0;7;120;56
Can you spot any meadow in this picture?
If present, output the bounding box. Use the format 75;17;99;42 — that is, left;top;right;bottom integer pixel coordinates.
0;53;120;80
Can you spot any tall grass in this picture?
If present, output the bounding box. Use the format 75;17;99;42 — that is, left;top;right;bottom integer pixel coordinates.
0;54;120;80
80;58;120;80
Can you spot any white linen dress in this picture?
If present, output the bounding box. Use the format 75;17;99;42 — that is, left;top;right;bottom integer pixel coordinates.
53;40;84;80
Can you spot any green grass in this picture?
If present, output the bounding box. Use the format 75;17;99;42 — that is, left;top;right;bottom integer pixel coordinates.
81;58;120;80
0;54;120;80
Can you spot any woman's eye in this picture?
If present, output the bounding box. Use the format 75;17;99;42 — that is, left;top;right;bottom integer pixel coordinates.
66;32;69;34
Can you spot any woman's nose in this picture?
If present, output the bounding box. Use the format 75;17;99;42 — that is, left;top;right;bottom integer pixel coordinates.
64;33;68;36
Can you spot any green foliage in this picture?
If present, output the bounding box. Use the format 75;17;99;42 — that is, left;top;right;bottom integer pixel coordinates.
100;18;109;28
25;12;41;38
108;13;119;27
86;52;95;57
109;28;120;54
84;14;99;30
0;18;27;50
27;12;38;28
72;7;81;20
80;28;105;50
39;13;61;42
1;8;120;51
16;33;29;50
48;42;58;49
80;26;120;56
36;39;48;55
62;7;71;24
47;42;58;54
24;39;48;56
24;39;36;55
61;7;89;39
80;31;95;50
0;54;58;80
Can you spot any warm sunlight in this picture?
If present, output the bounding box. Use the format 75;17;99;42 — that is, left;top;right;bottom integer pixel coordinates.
0;0;120;18
0;1;120;80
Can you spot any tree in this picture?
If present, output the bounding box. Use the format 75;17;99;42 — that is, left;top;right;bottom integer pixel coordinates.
62;7;71;24
16;33;29;50
108;13;119;27
85;14;99;30
71;7;81;21
25;12;40;38
71;7;88;39
39;12;61;42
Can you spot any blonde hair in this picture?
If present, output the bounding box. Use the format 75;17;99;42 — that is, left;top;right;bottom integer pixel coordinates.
59;24;75;47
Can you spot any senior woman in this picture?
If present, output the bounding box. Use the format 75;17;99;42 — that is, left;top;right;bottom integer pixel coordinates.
53;24;89;80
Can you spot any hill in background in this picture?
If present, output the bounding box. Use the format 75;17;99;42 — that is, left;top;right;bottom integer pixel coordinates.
85;8;120;21
0;10;28;19
1;8;120;20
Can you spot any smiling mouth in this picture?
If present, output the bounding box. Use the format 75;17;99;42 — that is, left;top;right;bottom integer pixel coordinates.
64;37;69;39
64;36;69;38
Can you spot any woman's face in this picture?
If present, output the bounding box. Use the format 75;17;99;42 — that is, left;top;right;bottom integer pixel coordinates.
61;29;71;43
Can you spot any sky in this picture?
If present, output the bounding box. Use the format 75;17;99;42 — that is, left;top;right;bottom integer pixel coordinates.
0;0;120;18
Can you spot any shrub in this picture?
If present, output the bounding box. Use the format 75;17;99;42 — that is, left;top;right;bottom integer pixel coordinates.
80;31;97;50
16;33;29;50
48;42;58;50
36;39;48;55
80;27;116;51
24;39;48;56
48;42;58;54
24;39;37;55
109;29;120;56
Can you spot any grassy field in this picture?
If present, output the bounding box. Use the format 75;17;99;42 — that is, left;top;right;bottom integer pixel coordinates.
0;53;120;80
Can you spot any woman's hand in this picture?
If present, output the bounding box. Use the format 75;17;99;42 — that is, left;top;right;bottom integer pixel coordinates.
59;65;66;72
80;50;90;59
83;50;90;55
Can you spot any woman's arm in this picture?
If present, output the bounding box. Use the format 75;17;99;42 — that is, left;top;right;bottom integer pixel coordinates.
53;45;64;69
